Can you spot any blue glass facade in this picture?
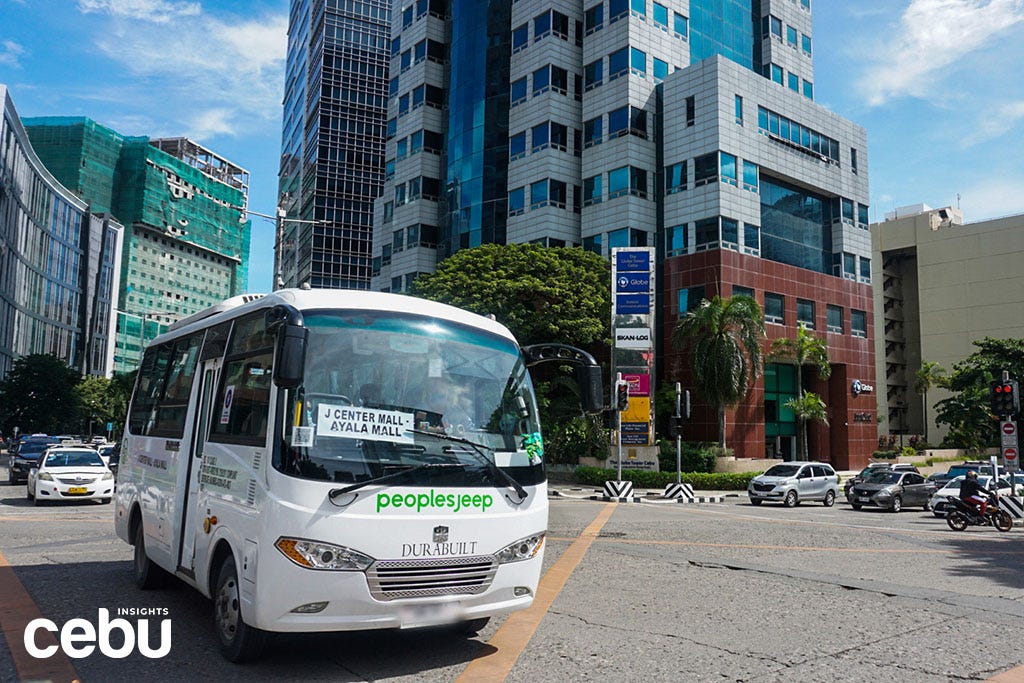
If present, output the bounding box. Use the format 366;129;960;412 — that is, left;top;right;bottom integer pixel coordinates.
689;0;758;70
759;176;832;275
442;0;512;257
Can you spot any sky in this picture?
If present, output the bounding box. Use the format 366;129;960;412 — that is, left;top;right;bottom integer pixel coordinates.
2;0;1023;294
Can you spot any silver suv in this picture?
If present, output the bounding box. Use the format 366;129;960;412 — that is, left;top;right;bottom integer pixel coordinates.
748;462;840;507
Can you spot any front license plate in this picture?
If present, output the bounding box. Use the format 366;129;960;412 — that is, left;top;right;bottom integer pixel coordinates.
68;487;88;494
858;496;870;503
399;602;462;629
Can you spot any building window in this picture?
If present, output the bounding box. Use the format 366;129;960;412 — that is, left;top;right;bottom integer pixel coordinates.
859;256;871;282
743;223;760;252
742;160;758;192
530;179;549;208
673;11;688;38
802;34;812;55
630;106;648;138
629;166;648;198
803;79;813;99
735;94;743;124
392;229;405;253
665;161;687;193
694;217;718;250
653;2;668;28
666;224;687;256
510;132;527;160
720;152;738;186
584;59;603;90
770;63;784;84
583;175;602;206
797;299;815;329
508;187;525;216
678;285;706;313
694;153;717;186
533;66;550;95
583;234;602;255
765;293;784;324
608;166;629;198
608;227;629;249
585;4;603;33
609;0;628;22
721;217;739;248
851;147;859;174
788;72;799;92
653;57;668;82
584;116;603;147
851;309;867;338
787;25;798;46
733;285;754;299
630;47;646;75
534;10;551;40
609;47;629;79
608;106;628;138
685;95;695;125
511;77;527;105
826;305;843;334
532;122;549;151
512;23;529;52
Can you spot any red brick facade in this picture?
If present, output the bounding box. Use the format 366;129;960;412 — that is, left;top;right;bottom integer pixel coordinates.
661;250;877;470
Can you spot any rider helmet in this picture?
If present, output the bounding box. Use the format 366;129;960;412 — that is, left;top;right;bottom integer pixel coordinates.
966;470;978;479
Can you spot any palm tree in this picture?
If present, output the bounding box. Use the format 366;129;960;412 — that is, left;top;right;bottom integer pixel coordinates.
913;361;947;444
784;392;829;461
672;295;765;450
770;325;831;460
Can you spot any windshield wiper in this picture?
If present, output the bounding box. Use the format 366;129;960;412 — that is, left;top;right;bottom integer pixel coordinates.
409;429;528;503
329;462;463;499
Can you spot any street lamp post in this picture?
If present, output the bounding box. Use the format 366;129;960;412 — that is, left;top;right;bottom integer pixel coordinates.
238;205;329;290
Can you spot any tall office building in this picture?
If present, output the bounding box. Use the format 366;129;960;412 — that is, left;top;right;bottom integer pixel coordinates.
0;86;123;379
277;0;392;290
375;0;874;465
24;118;251;373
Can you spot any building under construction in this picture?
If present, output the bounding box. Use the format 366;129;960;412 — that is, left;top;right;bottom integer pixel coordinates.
24;118;251;373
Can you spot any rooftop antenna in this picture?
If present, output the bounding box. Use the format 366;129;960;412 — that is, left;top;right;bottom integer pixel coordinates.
956;193;961;210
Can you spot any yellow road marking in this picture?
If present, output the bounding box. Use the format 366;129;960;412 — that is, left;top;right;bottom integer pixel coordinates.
455;503;617;682
0;548;80;682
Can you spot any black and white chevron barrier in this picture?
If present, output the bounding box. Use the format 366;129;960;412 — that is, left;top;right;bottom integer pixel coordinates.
600;480;640;502
1001;496;1024;519
677;495;727;504
663;482;695;500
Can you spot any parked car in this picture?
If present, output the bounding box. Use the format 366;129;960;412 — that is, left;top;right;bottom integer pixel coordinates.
26;447;114;505
95;443;116;465
929;475;1012;517
844;462;919;501
947;461;1007;479
748;462;840;507
6;435;61;485
848;470;936;512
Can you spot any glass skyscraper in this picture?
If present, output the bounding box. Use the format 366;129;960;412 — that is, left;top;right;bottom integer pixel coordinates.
371;0;875;467
278;0;392;290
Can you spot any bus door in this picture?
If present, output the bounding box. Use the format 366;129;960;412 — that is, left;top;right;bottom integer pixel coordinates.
178;357;221;575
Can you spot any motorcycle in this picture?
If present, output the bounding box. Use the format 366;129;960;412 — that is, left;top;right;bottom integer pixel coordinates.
945;495;1013;532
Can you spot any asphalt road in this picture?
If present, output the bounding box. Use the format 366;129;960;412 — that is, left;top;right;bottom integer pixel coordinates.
1;476;1023;682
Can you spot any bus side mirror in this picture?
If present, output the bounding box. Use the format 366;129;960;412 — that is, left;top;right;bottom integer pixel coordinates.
576;365;604;414
274;324;308;389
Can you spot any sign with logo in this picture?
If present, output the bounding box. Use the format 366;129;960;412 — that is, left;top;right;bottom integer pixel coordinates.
622;373;650;397
614;328;652;349
616;273;651;293
851;380;874;396
619;423;651;446
615;294;650;315
615;250;650;272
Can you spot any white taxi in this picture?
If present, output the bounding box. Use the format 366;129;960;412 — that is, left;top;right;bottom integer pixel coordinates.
27;447;115;505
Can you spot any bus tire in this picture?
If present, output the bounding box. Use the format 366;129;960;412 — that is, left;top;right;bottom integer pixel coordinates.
214;555;269;662
133;520;166;590
454;617;490;636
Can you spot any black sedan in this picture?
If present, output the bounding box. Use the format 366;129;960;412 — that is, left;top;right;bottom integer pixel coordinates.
848;470;936;512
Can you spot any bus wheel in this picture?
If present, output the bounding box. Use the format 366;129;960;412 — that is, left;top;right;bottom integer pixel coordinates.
214;555;269;662
133;522;166;590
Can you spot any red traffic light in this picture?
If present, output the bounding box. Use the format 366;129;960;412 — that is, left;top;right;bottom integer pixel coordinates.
1004;384;1013;393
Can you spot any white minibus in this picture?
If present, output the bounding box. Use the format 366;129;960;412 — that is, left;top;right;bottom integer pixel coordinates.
114;289;601;661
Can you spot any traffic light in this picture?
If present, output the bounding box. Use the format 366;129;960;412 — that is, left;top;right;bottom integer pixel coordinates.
668;416;685;438
990;380;1020;417
615;381;630;411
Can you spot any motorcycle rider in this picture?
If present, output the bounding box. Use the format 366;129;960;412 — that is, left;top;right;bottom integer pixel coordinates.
959;470;993;517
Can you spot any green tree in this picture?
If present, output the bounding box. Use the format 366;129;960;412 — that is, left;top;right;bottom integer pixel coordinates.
671;295;765;450
784;391;829;461
0;354;84;435
912;361;947;444
934;338;1024;449
107;371;138;439
769;324;831;461
408;243;611;348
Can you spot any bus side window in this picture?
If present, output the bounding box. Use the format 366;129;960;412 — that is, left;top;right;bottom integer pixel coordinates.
209;312;275;445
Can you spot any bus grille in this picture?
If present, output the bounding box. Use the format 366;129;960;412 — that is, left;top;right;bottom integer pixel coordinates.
366;556;498;601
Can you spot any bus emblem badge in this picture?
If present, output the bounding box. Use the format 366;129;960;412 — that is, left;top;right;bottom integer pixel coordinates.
433;526;449;543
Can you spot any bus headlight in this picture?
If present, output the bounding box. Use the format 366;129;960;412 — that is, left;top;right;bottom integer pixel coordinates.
275;538;375;571
495;533;545;564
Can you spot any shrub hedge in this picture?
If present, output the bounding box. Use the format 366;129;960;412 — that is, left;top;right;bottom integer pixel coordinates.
574;466;758;490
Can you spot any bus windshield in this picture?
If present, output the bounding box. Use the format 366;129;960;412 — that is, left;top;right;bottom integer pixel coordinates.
276;311;545;487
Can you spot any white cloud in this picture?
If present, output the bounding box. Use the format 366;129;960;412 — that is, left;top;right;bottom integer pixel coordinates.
858;0;1024;106
958;177;1024;220
961;100;1024;146
0;40;25;67
80;6;287;140
77;0;201;24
